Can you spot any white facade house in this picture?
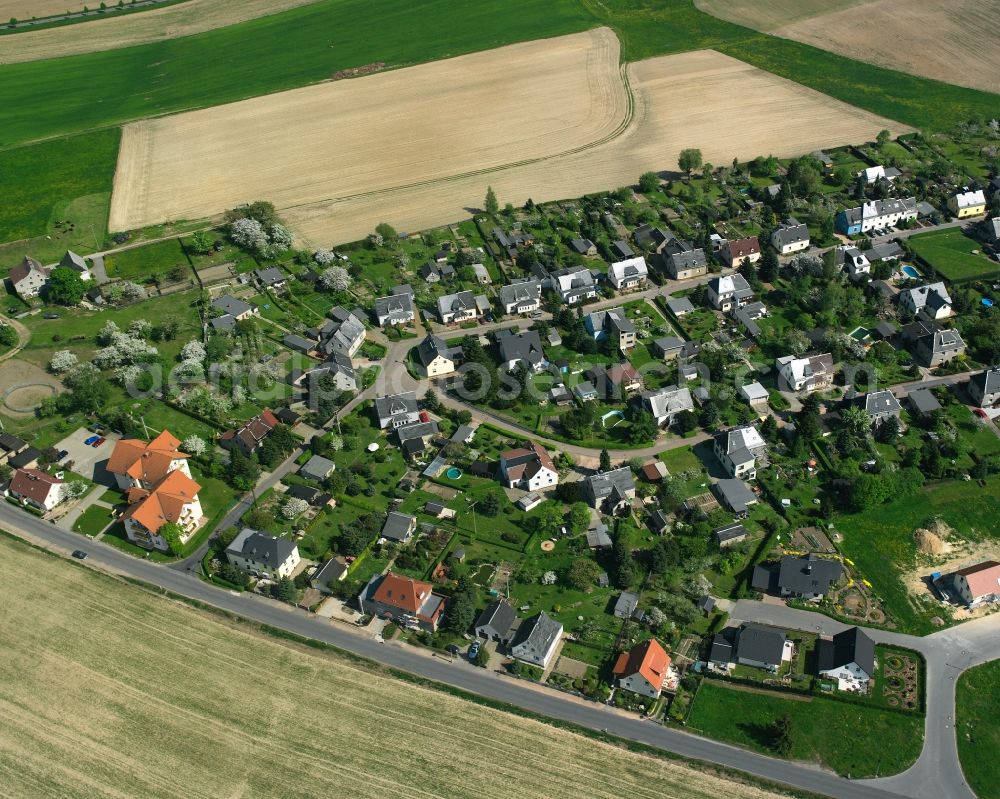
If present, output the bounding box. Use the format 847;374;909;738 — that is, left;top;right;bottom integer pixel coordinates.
775;353;834;393
8;468;64;512
952;561;1000;608
642;386;693;427
714;426;767;479
706;274;753;311
817;628;876;691
550;268;597;304
498;279;542;315
899;282;952;320
225;528;301;580
498;441;558;491
837;246;871;281
837;197;917;234
771;219;810;255
608;257;649;291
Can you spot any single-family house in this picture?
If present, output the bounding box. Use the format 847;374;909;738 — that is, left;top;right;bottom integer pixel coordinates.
665;297;695;316
613;639;672;699
633;224;670;253
437;290;483;324
381;511;417;543
608;257;649;291
859;165;901;184
951;561;1000;608
665;246;708;280
315;307;367;358
574;381;599;402
836;197;917;235
753;554;843;599
771;219;810;255
775;353;834;393
713;478;758;515
8;468;64;512
220;409;280;456
948;188;987;219
584;307;636;351
300;352;357;392
499;279;542;316
714;522;748;548
416;334;462;377
419;262;442;282
583;467;635;513
310;557;348;592
836;246;871;281
982;217;1000;245
708;629;735;670
300;454;335;482
374;391;421;429
735;624;786;672
59;250;91;281
648;507;670;535
549;267;597;305
226;528;300;580
713;425;767;479
707;273;754;311
359;572;445;632
907;388;941;417
212;294;257;324
817;627;876;690
605;362;643;395
642;386;693;427
254;267;288;293
857;390;902;426
474;599;518;644
499;441;558;491
374;287;416;327
496;328;546;372
509;611;563;669
968;367;1000;408
722;236;761;267
900;282;952;320
914;327;966;368
9;256;51;298
652;336;685;361
570;238;598;257
614;591;641;619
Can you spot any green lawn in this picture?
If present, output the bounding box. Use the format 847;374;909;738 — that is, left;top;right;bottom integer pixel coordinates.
72;504;114;537
0;128;120;249
907;228;1000;283
104;239;193;282
956;660;1000;799
836;476;1000;634
688;681;923;777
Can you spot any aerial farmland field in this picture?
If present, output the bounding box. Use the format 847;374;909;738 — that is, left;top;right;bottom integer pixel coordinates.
0;536;790;799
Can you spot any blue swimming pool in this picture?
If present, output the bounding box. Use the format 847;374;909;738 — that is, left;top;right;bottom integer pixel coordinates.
446;466;463;480
984;298;995;308
901;265;921;279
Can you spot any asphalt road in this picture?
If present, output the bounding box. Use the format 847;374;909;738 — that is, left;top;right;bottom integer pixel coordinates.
0;502;919;799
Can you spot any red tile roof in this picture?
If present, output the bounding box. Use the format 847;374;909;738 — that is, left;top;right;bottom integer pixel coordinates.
372;572;434;615
613;638;671;689
107;430;188;485
955;561;1000;599
728;236;761;258
9;468;63;505
122;468;201;535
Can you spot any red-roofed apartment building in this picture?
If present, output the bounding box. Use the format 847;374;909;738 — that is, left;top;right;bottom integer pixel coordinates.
8;468;64;512
220;409;280;456
952;561;1000;608
499;441;558;492
359;571;445;632
107;431;204;552
612;638;675;699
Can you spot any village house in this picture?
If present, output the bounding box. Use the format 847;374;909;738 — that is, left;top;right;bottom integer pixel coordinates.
549;267;597;304
968;367;1000;408
570;238;598;257
856;389;902;426
59;250;91;281
613;638;674;699
416;334;462;377
721;236;761;268
225;528;301;580
310;557;349;592
734;624;787;672
835;197;917;235
642;385;694;427
498;440;558;492
437;290;487;324
375;286;416;327
608;256;649;291
254;266;288;293
499;279;542;315
359;572;445;632
899;282;953;320
317;307;367;358
374;391;421;429
771;219;810;255
817;627;876;691
902;322;966;368
665;245;708;280
859;165;901;184
211;295;258;333
707;273;754;311
220;409;281;456
9;256;51;298
836;246;871;282
753;554;843;600
583;467;636;514
633;224;670;253
8;468;64;512
474;599;518;644
584;307;636;352
713;425;767;479
509;611;563;669
496;328;546;372
775;353;834;393
948;188;987;219
950;561;1000;608
381;511;417;543
712;478;758;516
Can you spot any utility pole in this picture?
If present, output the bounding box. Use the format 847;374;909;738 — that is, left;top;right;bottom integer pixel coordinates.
140;415;150;438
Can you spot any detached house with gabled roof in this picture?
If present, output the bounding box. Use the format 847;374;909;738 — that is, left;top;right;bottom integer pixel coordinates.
549;267;597;305
613;638;674;698
707;273;753;311
225;528;300;580
735;623;786;672
817;627;876;691
474;599;517;644
318;307;366;358
359;571;445;632
496;328;546;372
59;250;91;281
499;441;558;492
510;611;563;669
968;367;1000;408
374;286;415;327
950;561;1000;608
8;468;64;512
9;256;51;298
584;307;636;352
771;219;809;255
220;409;280;456
722;236;761;267
899;282;952;321
608;256;649;291
499;279;542;316
374;391;420;429
437;290;486;325
416;334;462;377
583;467;636;514
948;188;987;219
713;425;767;479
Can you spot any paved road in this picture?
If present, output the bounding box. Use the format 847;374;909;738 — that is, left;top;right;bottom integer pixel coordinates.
730;599;1000;798
0;503;927;799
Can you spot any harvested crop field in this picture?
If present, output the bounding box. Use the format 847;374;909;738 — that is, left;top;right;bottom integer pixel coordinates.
109;27;627;234
697;0;1000;94
0;0;320;64
0;0;92;18
0;536;788;799
111;32;908;247
283;49;909;245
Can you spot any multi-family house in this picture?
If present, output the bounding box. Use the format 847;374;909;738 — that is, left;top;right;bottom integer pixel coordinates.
225;528;301;580
835;197;917;235
948;188;987;219
9;256;51;298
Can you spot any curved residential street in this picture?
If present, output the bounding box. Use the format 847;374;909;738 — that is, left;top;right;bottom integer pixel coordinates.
2;502;998;799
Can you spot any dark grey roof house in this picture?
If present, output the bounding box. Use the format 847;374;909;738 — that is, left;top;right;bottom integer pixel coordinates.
817;627;876;684
735;623;786;671
509;611;563;668
583;467;636;513
381;511;417;542
755;554;843;599
712;478;758;515
714;523;748;548
613;591;640;619
474;599;518;643
908;388;941;416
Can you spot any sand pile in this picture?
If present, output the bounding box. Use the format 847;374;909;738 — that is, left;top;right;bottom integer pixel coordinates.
915;528;948;555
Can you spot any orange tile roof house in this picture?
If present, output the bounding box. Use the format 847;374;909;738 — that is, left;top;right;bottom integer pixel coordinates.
613;638;673;699
220;409;281;456
8;468;64;512
951;561;1000;608
107;431;205;553
359;572;445;632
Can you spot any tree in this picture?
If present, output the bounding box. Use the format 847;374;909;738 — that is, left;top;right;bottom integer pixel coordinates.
484;186;499;215
876;128;891;148
182;435;207;456
49;350;79;373
629;411;658;444
229;217;268;251
478;490;502;517
0;324;17;347
759;248;779;283
611;529;636;589
228;447;261;491
445;577;478;633
159;522;185;556
188;230;213;254
281;497;309;519
678;148;703;176
375;222;397;243
271;576;299;603
319;266;351;291
599;448;612;473
638;171;660;194
649;537;680;574
568;502;590;534
771;714;793;756
44;267;86;305
566;558;601;590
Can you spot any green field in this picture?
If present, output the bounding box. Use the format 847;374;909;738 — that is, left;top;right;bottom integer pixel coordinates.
688;681;924;777
72;504;114;537
836;476;1000;634
956;660;1000;799
907;228;1000;283
104;239;193;282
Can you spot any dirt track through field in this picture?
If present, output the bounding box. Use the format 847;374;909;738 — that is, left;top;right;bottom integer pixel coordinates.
696;0;1000;95
0;536;788;799
0;0;321;64
110;32;908;247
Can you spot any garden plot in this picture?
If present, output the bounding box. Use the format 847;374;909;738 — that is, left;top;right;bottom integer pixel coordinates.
109;28;627;233
0;536;788;799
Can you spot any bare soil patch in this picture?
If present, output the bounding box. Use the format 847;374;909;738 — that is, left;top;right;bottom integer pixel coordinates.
0;0;321;64
697;0;1000;94
902;539;1000;620
0;536;788;799
109;28;627;235
0;358;62;418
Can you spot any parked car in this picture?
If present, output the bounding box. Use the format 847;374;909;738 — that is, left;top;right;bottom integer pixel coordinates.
92;436;107;447
84;435;99;445
56;449;68;461
71;550;88;560
43;313;60;320
445;644;460;656
468;641;481;661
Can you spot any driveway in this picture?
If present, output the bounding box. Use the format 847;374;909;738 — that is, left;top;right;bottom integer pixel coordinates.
55;427;119;485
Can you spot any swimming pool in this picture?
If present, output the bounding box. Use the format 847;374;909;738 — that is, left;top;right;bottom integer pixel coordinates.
446;466;462;480
901;265;921;279
601;409;625;428
849;326;870;341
